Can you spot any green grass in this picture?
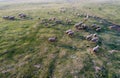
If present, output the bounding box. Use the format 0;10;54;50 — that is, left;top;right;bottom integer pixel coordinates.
0;1;120;78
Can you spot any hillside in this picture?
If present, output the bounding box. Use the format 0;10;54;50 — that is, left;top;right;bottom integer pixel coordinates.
0;0;120;78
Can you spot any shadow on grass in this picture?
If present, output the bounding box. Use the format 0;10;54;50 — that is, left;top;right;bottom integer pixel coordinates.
58;43;77;51
106;43;120;50
46;50;59;78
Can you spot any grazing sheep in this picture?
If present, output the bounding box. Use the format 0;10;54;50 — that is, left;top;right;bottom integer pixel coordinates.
18;13;27;19
2;16;15;20
52;17;56;21
92;45;99;52
83;18;88;23
67;20;72;24
86;34;93;41
68;31;74;37
74;22;83;30
109;25;120;32
91;37;99;43
49;17;56;21
41;19;47;24
91;24;97;29
66;18;72;24
55;20;62;24
81;24;88;30
74;22;88;30
9;16;15;20
83;14;89;23
48;37;57;42
2;16;9;20
109;26;116;30
66;29;74;37
84;14;88;18
74;22;82;27
76;13;80;17
96;27;101;31
93;33;97;37
94;66;101;72
86;34;99;43
91;24;102;31
48;18;52;21
60;8;66;13
66;29;72;34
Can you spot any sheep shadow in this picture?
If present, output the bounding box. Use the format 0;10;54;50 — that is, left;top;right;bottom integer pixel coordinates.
58;43;77;51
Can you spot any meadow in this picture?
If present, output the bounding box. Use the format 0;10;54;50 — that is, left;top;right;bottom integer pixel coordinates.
0;0;120;78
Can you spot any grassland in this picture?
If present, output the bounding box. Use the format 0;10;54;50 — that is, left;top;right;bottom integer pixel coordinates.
0;1;120;78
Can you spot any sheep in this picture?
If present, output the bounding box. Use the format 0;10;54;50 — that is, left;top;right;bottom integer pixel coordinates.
76;13;80;17
66;18;72;24
74;22;88;30
81;24;88;30
52;17;56;21
67;20;72;24
2;16;9;20
66;29;74;37
48;37;57;42
91;37;99;43
83;18;88;23
86;14;89;18
68;31;74;37
109;26;115;30
48;18;52;21
74;22;83;30
55;20;62;24
66;29;72;34
9;16;15;20
94;66;101;73
60;8;66;13
91;34;99;43
2;16;15;20
86;34;99;43
91;24;97;29
86;34;93;41
96;27;101;31
41;19;47;24
74;23;81;28
109;25;120;32
92;45;99;52
93;33;97;37
18;13;27;19
91;24;102;31
49;17;56;21
83;14;89;22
